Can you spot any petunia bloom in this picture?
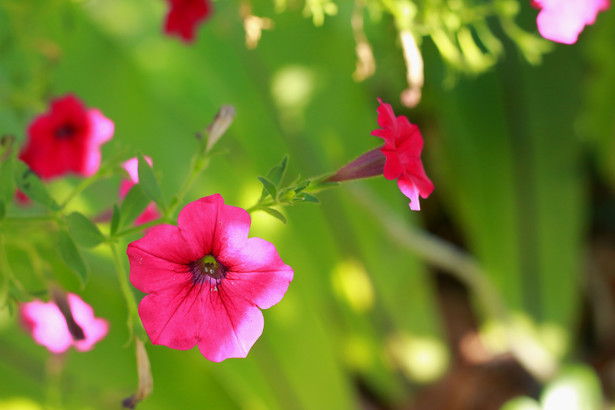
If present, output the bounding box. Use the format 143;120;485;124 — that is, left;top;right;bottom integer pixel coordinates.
127;194;293;362
19;94;114;180
20;293;109;354
532;0;610;44
120;157;161;226
164;0;212;43
371;98;433;211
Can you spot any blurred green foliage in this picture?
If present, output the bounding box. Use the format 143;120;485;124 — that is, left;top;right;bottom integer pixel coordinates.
1;0;614;409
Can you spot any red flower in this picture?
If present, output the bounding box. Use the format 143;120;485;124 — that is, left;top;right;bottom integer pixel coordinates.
371;98;433;211
20;293;109;354
127;194;293;362
19;94;114;180
532;0;610;44
164;0;212;43
120;157;161;226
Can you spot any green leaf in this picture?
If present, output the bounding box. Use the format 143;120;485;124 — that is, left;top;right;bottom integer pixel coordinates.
14;160;59;210
0;200;5;221
257;176;277;200
260;155;288;200
137;154;166;212
0;156;16;204
66;212;105;248
58;230;88;285
110;204;121;235
262;207;287;224
293;180;310;193
297;193;320;203
119;184;150;229
267;155;288;186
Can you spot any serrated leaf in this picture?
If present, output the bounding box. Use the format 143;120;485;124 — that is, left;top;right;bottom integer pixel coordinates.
14;161;59;210
137;154;166;212
262;207;287;224
66;212;105;248
58;230;88;285
119;184;151;229
0;156;16;204
298;193;320;203
258;176;277;200
110;204;121;235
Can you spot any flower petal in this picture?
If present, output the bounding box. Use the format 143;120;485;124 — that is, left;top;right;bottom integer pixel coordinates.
68;294;109;352
20;300;72;354
138;280;203;350
196;292;264;362
222;237;294;309
177;194;251;259
397;175;422;211
128;224;195;294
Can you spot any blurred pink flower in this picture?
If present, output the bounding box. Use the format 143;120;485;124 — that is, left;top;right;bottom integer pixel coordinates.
19;94;114;180
164;0;212;43
127;194;293;362
120;156;161;226
371;98;434;211
20;294;109;354
532;0;610;44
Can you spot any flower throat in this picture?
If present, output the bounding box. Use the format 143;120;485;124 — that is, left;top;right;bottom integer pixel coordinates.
189;255;227;284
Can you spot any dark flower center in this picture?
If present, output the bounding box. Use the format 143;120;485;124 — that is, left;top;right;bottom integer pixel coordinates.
188;255;227;285
54;123;77;139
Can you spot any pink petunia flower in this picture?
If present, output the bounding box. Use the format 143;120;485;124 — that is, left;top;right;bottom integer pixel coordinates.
19;94;114;180
120;157;161;226
164;0;212;43
20;293;109;354
532;0;610;44
127;194;293;362
371;98;434;211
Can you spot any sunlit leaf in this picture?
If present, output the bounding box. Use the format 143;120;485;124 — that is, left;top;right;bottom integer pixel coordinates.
137;153;166;212
258;176;277;200
58;230;88;285
119;184;150;230
262;207;287;224
66;211;106;248
13;160;59;210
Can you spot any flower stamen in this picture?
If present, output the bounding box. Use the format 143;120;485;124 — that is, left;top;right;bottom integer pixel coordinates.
189;255;227;285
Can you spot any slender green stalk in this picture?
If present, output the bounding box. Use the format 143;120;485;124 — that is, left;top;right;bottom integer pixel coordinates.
349;185;557;382
109;241;144;342
60;168;112;210
166;156;210;218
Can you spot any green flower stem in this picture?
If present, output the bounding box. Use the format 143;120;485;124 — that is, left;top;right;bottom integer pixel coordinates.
109;241;145;342
349;185;558;382
60;167;114;210
113;217;170;239
166;155;211;218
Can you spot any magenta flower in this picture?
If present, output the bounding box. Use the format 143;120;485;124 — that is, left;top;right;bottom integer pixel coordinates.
19;94;114;180
371;98;434;211
120;157;161;226
164;0;212;43
127;194;293;362
20;293;109;354
532;0;610;44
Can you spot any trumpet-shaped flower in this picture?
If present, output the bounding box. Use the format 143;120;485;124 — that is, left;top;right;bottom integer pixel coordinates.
127;194;293;362
120;157;161;226
19;94;114;179
164;0;212;43
371;98;433;211
532;0;610;44
20;294;109;354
